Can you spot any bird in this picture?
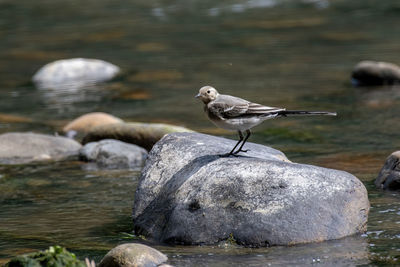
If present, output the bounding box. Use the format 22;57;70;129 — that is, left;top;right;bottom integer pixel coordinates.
195;85;337;156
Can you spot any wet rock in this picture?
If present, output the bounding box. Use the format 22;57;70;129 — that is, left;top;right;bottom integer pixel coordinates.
82;122;193;151
63;112;124;138
80;139;147;170
99;243;168;267
352;60;400;86
132;132;369;247
32;58;120;88
0;132;81;164
375;151;400;190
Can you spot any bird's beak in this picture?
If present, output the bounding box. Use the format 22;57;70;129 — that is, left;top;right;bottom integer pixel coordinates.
195;93;201;98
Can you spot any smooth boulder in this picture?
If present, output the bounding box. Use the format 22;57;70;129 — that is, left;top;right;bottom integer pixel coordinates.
82;122;193;151
99;243;168;267
63;112;124;138
132;132;369;247
375;151;400;190
32;58;120;88
80;139;147;170
352;60;400;86
0;132;81;164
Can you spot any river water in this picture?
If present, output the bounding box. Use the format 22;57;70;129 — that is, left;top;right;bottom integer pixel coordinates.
1;0;400;265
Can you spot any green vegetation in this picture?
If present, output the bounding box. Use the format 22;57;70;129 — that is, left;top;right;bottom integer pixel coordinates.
226;233;237;245
120;232;147;241
4;246;86;267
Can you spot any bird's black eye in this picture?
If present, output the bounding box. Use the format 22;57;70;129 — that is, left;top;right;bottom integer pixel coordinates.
207;90;210;94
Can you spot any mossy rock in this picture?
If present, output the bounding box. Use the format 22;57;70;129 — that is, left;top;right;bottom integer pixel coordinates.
4;246;86;267
82;122;193;151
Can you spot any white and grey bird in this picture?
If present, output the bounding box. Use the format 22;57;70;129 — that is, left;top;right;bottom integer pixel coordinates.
195;85;337;156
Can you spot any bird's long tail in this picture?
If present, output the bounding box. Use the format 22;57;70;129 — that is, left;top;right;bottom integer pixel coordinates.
278;110;337;117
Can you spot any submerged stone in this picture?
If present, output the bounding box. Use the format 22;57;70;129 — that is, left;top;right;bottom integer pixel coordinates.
99;243;168;267
132;132;369;247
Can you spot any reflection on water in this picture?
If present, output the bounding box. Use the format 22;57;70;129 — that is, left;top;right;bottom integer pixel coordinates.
164;236;369;266
37;83;113;110
1;0;400;265
0;163;138;263
0;162;372;266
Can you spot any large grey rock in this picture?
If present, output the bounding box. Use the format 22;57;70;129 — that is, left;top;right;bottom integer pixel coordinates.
352;60;400;86
80;139;147;170
98;243;168;267
132;132;369;247
82;122;193;151
375;151;400;190
0;132;81;164
32;58;120;89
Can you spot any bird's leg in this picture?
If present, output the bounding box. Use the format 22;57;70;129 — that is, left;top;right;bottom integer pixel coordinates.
233;129;251;154
228;130;244;155
220;131;244;157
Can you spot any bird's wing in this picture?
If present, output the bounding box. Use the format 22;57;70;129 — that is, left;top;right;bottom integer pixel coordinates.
207;101;247;119
246;102;285;114
209;94;284;119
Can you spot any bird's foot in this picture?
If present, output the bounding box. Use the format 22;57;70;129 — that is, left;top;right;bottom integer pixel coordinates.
219;149;249;157
219;153;236;158
233;149;249;155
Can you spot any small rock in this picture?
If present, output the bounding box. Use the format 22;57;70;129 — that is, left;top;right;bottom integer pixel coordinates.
82;122;193;151
132;132;369;246
99;243;168;267
32;58;120;88
0;132;81;164
375;151;400;190
352;60;400;86
80;139;148;170
63;112;124;138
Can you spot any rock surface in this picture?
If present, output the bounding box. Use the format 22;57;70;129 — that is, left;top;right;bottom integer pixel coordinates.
0;132;81;164
63;112;124;138
32;58;120;88
352;60;400;86
375;151;400;190
98;243;168;267
132;132;369;247
82;122;193;151
80;139;148;170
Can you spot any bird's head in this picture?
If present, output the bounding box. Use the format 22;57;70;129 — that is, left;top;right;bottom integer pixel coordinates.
195;86;219;104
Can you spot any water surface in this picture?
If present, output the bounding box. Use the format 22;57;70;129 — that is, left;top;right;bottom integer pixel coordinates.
1;0;400;265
